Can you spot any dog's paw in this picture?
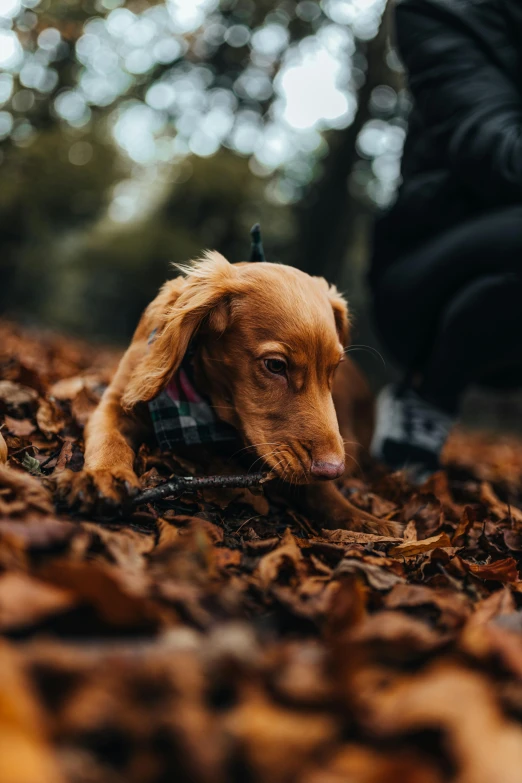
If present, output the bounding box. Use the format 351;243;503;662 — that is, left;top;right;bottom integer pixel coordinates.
55;467;140;515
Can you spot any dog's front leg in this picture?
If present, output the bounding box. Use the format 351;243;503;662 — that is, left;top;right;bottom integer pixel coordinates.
58;339;148;511
299;481;402;536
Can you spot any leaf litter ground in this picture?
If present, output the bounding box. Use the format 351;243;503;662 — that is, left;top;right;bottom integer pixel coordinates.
2;320;522;783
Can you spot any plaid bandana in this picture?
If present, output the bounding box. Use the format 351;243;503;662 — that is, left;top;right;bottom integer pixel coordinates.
148;344;238;450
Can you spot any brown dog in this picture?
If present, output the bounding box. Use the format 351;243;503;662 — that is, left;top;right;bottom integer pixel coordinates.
60;252;398;535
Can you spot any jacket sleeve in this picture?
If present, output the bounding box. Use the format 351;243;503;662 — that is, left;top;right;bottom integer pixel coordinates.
396;0;522;206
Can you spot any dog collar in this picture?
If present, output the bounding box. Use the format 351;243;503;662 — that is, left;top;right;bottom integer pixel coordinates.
148;346;238;450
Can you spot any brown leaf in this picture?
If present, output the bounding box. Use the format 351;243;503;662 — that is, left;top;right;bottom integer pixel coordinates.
464;558;519;583
369;494;398;519
452;505;477;546
0;572;75;631
401;493;445;539
480;482;522;523
323;575;367;638
3;416;35;438
0;431;7;465
0;465;53;517
37;561;163;630
402;519;417;542
321;529;402;546
213;547;242;569
354;663;522;783
48;375;87;400
36;399;66;437
420;471;456;510
0;517;75;549
80;522;155;577
0;381;38;415
462;617;522;681
0;642;66;783
348;611;445;653
156;517;181;551
503;529;522;552
384;584;470;629
201;485;270;516
238;487;270;516
334;558;405;590
223;684;337;783
389;532;452;557
469;588;516;626
256;528;305;589
302;744;444;783
53;438;74;473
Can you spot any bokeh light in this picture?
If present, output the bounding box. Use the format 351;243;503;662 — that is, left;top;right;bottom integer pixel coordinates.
0;0;404;220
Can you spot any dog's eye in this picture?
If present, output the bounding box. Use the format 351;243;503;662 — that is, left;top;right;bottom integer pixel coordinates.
264;358;287;375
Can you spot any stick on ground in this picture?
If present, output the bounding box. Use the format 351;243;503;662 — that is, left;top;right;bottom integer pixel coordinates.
133;472;270;506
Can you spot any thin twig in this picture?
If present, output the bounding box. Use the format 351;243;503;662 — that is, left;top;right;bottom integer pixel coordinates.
133;472;270;506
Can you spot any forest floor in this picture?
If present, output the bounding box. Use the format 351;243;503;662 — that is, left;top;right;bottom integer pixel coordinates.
2;319;522;783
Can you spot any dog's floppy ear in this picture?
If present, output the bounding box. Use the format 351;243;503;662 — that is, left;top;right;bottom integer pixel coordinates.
122;251;237;409
328;285;351;347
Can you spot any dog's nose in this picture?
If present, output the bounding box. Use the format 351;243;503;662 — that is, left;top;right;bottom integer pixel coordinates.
310;459;345;480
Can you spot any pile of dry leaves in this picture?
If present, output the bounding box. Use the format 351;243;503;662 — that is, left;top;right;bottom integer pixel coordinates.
3;319;522;783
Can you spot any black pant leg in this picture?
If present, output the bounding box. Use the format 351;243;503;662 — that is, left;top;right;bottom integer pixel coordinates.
370;206;522;411
418;273;522;413
371;205;522;369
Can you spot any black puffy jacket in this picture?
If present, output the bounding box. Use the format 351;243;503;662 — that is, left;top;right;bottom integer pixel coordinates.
371;0;522;280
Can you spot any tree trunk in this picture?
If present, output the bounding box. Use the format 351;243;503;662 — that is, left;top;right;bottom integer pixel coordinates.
292;4;393;282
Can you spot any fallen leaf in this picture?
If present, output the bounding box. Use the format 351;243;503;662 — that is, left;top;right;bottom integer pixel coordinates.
0;572;75;631
353;663;522;783
402;519;417;542
464;558;519;583
53;439;74;473
3;416;35;438
0;431;7;465
321;529;402;546
0;517;75;549
223;684;337;783
302;744;443;783
468;588;516;626
0;464;53;517
334;558;405;590
390;532;452;557
256;528;305;589
384;584;470;629
0;642;66;783
347;610;445;654
37;561;164;631
22;453;41;474
213;547;242;569
480;482;522;524
48;375;86;400
36;399;66;438
0;381;38;416
452;505;477;546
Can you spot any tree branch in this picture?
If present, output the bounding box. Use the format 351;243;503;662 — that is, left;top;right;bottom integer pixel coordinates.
133;472;270;506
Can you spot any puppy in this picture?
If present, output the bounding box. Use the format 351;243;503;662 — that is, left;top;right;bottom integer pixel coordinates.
61;252;399;535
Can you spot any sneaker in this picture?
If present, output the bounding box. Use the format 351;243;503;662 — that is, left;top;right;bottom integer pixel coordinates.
371;384;455;482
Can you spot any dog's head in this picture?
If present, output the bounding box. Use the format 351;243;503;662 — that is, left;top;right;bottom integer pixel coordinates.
123;252;349;484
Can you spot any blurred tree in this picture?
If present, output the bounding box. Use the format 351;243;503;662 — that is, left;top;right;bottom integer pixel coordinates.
0;0;404;340
293;3;402;281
